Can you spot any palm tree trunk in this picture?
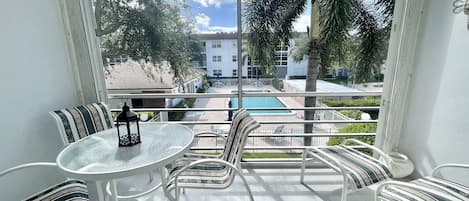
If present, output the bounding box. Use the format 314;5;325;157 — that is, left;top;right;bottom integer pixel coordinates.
304;0;320;146
304;40;319;146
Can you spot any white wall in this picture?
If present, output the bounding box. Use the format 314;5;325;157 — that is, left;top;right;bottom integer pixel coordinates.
0;0;82;199
205;39;239;77
398;0;469;184
287;40;308;77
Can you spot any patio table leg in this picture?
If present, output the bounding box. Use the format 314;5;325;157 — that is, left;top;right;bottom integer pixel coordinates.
95;181;106;201
109;180;119;201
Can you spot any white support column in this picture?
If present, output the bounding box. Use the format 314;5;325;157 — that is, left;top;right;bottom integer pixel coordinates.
58;0;108;104
375;0;425;152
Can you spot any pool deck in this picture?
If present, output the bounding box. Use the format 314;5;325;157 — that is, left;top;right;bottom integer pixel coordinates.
183;85;347;148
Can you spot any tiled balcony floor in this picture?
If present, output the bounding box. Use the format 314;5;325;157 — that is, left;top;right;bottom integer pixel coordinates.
98;168;376;201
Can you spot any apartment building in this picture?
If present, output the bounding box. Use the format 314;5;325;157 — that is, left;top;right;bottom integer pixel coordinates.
195;33;308;79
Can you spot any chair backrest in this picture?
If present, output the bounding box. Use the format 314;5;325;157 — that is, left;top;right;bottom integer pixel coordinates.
222;109;260;167
50;102;113;145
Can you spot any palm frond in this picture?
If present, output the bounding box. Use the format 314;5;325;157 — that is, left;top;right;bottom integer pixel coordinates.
244;0;308;72
318;0;354;66
375;0;395;29
290;37;311;62
275;0;308;41
352;1;385;83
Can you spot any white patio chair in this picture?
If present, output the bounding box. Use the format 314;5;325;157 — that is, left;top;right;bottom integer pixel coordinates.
163;109;260;201
0;162;89;200
376;163;469;201
49;102;114;145
300;139;394;201
49;102;154;199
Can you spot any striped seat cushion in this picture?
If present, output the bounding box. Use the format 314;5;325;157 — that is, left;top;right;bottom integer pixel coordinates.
316;145;393;189
52;103;113;143
165;109;259;190
381;177;469;201
166;158;230;189
25;180;89;201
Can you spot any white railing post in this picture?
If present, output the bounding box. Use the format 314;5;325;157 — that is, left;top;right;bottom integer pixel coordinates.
160;111;168;122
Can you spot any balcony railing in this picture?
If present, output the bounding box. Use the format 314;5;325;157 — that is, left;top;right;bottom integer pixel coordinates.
108;91;381;165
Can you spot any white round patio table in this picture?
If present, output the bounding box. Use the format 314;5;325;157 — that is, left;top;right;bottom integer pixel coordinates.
56;123;194;201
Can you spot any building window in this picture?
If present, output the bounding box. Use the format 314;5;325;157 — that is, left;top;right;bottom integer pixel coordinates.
232;55;237;62
275;44;288;51
232;69;237;76
213;69;222;76
202;41;206;47
212;56;222;62
212;41;221;48
247;57;258;66
275;52;288;66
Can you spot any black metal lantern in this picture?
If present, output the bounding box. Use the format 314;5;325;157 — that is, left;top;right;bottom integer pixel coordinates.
116;103;141;146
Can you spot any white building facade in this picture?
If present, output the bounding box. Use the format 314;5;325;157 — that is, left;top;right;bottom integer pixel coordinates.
196;33;308;79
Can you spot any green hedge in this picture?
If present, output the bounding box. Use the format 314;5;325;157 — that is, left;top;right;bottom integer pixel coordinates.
339;110;362;120
168;98;196;121
327;123;376;146
272;79;283;91
321;97;380;107
322;97;380;119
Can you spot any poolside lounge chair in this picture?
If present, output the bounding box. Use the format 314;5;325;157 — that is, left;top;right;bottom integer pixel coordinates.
376;163;469;201
300;139;394;201
163;109;260;201
0;163;89;200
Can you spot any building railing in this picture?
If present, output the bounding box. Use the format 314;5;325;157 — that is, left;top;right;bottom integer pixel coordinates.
108;91;381;165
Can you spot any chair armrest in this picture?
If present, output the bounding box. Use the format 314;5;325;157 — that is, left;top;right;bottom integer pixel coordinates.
376;181;457;201
304;148;348;177
432;163;469;177
194;131;227;142
341;138;392;167
0;162;57;178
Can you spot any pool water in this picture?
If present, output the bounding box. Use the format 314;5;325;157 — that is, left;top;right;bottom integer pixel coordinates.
230;97;291;114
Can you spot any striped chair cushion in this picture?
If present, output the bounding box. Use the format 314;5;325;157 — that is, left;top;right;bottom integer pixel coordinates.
166;109;259;190
381;177;469;201
316;145;393;189
52;103;113;143
25;180;89;201
166;157;230;189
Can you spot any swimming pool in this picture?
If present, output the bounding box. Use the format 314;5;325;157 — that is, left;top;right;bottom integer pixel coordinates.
230;96;292;114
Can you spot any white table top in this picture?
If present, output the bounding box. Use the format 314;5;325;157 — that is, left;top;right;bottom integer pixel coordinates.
56;123;194;181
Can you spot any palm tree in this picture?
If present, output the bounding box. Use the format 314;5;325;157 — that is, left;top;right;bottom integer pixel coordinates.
244;0;394;145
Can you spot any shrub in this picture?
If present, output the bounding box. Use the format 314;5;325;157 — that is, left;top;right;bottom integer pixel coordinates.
339;110;362;120
137;112;155;121
272;79;283;91
321;97;380;107
322;97;380;119
327;123;377;151
168;98;196;121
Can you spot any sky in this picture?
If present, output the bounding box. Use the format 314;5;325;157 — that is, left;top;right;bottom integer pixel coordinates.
188;0;311;33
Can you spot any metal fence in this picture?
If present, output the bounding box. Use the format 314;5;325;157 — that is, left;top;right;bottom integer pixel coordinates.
108;90;380;163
